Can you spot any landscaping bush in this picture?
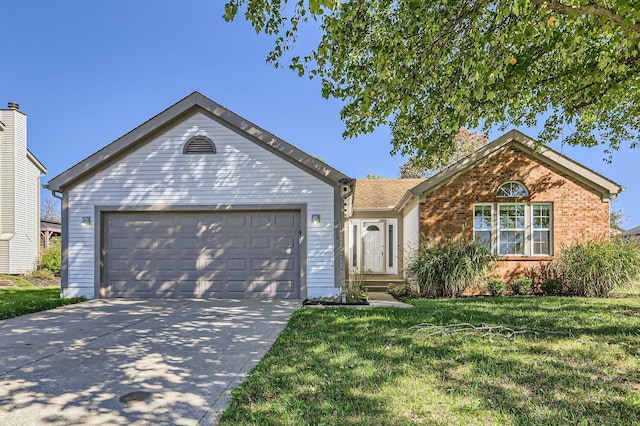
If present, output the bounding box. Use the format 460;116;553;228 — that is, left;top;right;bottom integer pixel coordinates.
405;237;496;298
510;277;532;295
344;271;369;302
541;278;561;295
387;282;419;301
557;238;640;297
485;278;506;296
524;261;562;294
29;269;56;280
39;246;61;275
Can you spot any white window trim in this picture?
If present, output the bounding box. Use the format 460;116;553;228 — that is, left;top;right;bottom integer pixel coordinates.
531;203;553;256
473;204;493;251
386;219;398;275
498;203;527;256
473;203;553;257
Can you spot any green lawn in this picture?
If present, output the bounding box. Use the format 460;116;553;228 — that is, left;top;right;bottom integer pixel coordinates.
220;297;640;425
0;275;85;320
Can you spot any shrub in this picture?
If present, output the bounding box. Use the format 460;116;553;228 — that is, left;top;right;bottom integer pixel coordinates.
344;271;369;302
541;278;561;295
29;269;56;280
405;236;496;298
510;277;532;295
557;238;640;297
39;246;61;275
387;282;419;301
485;278;506;296
524;261;562;294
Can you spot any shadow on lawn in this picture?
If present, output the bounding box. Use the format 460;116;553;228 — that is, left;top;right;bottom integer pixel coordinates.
221;299;640;425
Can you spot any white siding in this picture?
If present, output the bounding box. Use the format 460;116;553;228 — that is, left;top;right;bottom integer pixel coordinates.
0;109;40;274
402;198;420;265
65;112;337;299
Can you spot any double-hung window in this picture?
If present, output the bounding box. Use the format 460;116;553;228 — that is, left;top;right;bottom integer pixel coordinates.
473;203;552;256
498;204;526;255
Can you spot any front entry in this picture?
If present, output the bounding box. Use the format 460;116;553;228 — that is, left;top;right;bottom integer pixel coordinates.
363;221;385;273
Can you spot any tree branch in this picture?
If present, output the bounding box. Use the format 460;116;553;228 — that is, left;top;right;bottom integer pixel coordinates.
410;323;574;337
529;0;640;34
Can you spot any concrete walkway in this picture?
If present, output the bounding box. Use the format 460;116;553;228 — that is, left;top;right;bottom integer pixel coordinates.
368;292;413;308
0;299;299;425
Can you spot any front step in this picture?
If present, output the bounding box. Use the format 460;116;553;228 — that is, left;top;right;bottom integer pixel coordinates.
363;278;405;293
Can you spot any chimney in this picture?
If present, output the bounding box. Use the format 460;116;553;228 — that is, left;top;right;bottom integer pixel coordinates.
7;102;19;110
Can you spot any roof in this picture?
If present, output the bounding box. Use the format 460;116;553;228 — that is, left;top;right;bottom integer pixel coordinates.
409;129;624;202
353;178;425;210
27;149;47;173
47;92;350;192
623;225;640;236
41;220;62;233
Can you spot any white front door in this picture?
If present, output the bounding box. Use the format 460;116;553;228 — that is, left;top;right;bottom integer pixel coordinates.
363;221;384;273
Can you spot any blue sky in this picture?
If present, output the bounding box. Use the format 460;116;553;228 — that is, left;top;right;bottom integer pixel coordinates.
3;1;638;226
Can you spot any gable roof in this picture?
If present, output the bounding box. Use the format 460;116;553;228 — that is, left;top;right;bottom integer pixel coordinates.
354;178;425;210
408;129;624;202
47;92;350;192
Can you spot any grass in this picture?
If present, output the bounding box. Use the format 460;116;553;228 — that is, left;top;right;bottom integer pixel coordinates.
0;274;86;320
220;296;640;425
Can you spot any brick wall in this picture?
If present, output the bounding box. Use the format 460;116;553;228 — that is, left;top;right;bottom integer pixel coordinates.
418;145;611;283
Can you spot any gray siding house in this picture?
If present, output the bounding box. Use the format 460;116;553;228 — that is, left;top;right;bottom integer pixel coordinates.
0;103;47;274
47;92;351;299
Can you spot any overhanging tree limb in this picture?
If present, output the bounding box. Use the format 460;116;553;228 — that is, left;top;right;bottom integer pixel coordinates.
529;0;640;34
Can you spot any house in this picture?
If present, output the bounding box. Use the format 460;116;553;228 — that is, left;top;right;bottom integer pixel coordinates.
47;93;624;300
46;92;351;299
623;226;640;238
0;103;47;274
347;130;624;287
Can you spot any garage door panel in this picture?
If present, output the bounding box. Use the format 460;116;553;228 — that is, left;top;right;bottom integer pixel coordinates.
103;211;300;298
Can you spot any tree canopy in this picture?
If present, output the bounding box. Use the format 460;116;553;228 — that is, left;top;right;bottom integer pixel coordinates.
224;1;640;167
399;128;489;178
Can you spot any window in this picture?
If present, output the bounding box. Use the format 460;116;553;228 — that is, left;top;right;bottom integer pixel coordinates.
473;203;552;256
532;204;551;255
473;205;492;249
497;181;529;197
352;224;358;268
499;204;525;255
183;136;216;154
388;224;394;268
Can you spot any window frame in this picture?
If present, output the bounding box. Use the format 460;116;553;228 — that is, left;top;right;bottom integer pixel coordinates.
473;203;553;257
498;203;527;256
496;181;529;198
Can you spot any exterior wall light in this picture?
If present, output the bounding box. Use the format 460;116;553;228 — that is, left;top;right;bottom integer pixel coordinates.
81;217;92;227
311;214;321;224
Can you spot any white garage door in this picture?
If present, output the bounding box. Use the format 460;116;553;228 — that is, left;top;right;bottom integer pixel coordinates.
102;211;301;298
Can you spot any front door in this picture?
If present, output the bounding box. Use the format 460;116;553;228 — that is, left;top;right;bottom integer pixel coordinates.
363;221;384;273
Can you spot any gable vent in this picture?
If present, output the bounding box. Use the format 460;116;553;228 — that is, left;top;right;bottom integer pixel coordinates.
183;136;216;154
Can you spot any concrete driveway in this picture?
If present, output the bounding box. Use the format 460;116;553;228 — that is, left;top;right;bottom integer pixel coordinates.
0;299;299;425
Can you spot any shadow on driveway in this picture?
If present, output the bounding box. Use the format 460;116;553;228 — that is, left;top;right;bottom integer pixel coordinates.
0;298;299;425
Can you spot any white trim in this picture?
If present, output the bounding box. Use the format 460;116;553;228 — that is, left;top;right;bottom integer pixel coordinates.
498;203;527;256
386;219;398;274
474;202;553;257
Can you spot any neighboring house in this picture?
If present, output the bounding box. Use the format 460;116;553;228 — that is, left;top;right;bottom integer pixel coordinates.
623;226;640;238
47;93;624;300
46;92;351;299
41;219;62;250
346;130;624;286
0;103;47;274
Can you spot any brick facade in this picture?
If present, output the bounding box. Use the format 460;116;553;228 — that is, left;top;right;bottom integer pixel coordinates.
418;145;611;283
